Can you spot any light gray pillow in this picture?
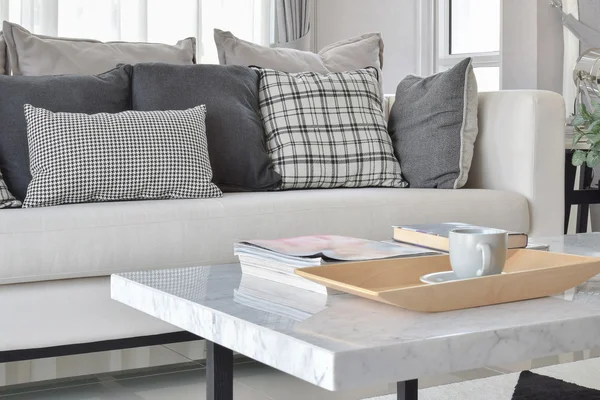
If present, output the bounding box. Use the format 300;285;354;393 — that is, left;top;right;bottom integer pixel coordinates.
388;58;478;189
0;33;7;75
214;29;384;86
3;21;196;76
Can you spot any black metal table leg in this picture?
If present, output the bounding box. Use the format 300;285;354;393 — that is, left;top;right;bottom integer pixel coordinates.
206;341;234;400
565;152;577;234
576;163;595;233
577;204;590;233
397;379;418;400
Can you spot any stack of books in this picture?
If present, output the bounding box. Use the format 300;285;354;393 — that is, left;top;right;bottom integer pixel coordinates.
392;222;548;251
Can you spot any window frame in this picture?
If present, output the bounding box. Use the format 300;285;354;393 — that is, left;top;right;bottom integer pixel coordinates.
435;0;500;76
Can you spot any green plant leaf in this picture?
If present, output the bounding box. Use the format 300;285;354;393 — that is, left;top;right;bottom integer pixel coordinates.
588;133;600;144
592;101;600;120
580;103;594;122
587;151;600;168
572;115;587;127
573;130;586;147
573;149;587;166
589;119;600;133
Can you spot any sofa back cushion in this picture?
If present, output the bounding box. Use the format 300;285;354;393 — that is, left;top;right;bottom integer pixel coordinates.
131;63;281;192
0;65;132;200
3;21;196;76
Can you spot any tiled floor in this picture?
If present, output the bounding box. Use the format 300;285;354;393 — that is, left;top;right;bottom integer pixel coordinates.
1;340;598;399
0;345;193;387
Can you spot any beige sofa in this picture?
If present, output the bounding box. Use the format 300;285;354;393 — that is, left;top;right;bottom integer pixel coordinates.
0;90;565;356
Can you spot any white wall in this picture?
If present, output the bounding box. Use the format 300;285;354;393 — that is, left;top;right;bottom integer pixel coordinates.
314;0;421;95
314;1;565;94
500;0;564;92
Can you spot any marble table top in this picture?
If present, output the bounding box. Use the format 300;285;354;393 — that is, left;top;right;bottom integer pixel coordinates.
111;233;600;391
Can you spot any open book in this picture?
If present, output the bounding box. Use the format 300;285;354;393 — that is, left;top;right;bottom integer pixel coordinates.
234;235;438;294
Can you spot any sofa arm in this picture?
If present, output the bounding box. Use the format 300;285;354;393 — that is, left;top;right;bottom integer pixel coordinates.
384;91;565;237
466;90;565;237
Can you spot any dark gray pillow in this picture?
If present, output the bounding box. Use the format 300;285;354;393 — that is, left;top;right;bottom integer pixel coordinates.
0;65;132;200
131;63;281;192
388;58;478;189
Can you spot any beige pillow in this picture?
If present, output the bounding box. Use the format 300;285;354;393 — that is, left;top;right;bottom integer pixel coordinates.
214;28;384;77
3;21;196;76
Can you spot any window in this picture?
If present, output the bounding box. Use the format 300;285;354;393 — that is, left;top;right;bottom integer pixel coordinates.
0;0;273;64
436;0;501;91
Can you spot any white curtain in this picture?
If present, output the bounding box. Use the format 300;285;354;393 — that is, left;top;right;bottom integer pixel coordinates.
561;0;580;117
0;0;273;64
274;0;311;50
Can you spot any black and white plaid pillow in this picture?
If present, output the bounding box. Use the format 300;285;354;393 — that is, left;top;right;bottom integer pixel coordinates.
254;67;407;190
23;105;222;208
0;173;21;208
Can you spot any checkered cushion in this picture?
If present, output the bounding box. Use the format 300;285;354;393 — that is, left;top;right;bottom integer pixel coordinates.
23;105;222;208
0;173;21;208
255;67;406;190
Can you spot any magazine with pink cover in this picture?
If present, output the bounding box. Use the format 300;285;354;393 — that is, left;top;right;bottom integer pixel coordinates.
241;235;435;261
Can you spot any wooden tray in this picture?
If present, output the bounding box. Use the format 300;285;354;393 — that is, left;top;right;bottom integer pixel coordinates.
295;250;600;312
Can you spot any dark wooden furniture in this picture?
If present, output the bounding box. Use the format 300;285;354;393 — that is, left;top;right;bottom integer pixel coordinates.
565;149;600;233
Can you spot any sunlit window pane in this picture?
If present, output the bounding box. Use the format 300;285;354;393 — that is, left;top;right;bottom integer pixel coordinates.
473;67;499;92
147;0;198;44
3;0;272;65
450;0;500;54
199;0;270;64
57;0;121;41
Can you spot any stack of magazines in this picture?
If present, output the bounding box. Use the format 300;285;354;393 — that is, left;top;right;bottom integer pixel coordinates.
234;235;438;294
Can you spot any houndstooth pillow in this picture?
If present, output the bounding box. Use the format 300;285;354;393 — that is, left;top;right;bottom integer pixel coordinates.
23;105;222;208
255;67;407;190
0;173;21;208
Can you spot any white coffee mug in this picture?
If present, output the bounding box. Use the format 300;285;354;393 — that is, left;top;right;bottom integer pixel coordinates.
448;228;508;279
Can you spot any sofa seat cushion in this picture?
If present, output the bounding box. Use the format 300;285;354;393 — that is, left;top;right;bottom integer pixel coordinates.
0;188;529;285
0;276;179;352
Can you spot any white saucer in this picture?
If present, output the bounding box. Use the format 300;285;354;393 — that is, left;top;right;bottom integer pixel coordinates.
420;271;506;284
420;271;461;284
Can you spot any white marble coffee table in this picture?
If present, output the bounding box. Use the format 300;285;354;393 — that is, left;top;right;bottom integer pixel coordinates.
111;233;600;400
